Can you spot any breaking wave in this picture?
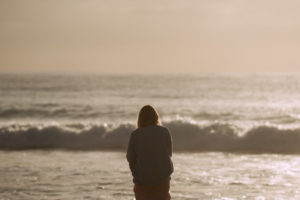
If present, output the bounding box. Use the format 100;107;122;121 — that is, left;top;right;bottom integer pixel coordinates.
1;120;300;154
2;106;300;127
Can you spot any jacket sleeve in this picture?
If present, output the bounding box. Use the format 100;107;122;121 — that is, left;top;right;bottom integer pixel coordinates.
126;132;136;174
166;129;173;157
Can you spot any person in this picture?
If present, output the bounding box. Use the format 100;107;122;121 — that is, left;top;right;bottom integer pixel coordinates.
126;105;174;200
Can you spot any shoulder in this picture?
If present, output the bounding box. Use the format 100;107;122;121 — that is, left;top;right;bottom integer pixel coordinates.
160;125;169;131
130;129;140;137
155;125;170;134
131;125;169;134
160;126;172;139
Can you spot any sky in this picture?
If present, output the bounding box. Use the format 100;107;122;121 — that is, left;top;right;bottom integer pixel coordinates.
0;0;300;74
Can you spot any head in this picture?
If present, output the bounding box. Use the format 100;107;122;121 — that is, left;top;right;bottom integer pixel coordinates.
137;105;160;128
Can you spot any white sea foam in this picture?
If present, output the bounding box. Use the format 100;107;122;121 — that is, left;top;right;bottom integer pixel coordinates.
1;121;300;153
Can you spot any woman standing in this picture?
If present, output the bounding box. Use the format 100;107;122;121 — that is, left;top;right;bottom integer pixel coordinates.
126;105;174;200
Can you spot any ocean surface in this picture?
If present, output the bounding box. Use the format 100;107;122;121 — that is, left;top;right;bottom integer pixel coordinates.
1;73;300;199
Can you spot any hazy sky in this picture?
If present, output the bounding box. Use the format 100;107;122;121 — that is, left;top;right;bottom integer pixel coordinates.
1;0;300;73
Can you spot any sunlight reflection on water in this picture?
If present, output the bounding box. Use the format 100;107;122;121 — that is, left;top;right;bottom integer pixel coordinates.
2;151;299;199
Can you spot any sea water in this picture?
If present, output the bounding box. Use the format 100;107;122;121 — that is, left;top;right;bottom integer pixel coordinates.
0;73;300;199
1;151;300;200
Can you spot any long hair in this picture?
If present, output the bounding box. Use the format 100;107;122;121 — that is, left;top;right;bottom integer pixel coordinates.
137;105;161;128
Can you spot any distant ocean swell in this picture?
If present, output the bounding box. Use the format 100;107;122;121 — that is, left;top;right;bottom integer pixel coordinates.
1;121;300;154
0;106;131;119
1;107;300;124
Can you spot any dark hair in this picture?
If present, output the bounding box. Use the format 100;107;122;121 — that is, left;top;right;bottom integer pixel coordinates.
137;105;160;128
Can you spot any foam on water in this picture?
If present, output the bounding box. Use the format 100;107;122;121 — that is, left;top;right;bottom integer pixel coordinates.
1;121;300;153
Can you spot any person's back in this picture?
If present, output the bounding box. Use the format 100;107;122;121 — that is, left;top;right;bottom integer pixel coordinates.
126;105;173;200
127;125;173;186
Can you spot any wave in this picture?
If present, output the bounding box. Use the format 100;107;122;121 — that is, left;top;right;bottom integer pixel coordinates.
0;106;130;119
1;121;300;154
192;112;241;120
2;106;300;127
252;114;300;124
167;121;300;153
0;123;134;150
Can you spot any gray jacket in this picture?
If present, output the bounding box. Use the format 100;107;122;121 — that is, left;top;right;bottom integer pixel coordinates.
126;125;174;186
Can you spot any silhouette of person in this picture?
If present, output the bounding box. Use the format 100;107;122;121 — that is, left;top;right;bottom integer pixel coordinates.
127;105;173;200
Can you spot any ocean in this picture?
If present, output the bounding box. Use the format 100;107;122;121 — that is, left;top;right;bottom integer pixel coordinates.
0;73;300;199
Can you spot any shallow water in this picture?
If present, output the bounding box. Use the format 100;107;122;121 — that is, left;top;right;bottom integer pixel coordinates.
1;151;299;200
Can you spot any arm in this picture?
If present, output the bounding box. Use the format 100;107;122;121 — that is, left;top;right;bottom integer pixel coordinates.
166;129;173;157
126;132;136;175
